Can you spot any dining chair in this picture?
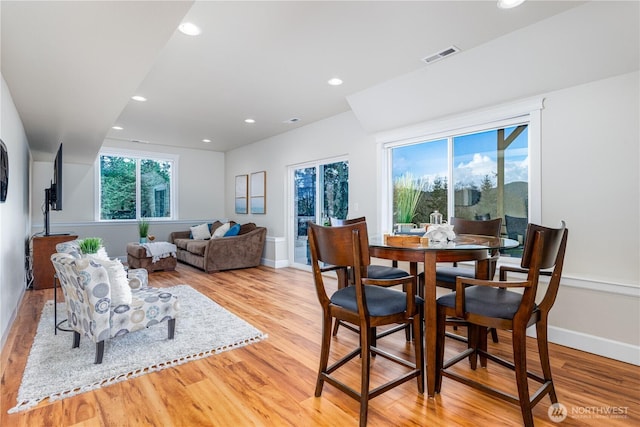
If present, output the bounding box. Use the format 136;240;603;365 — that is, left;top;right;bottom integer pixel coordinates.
434;221;568;427
308;221;424;427
431;217;503;343
330;217;411;339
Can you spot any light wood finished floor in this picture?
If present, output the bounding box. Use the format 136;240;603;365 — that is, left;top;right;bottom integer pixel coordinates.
2;264;638;426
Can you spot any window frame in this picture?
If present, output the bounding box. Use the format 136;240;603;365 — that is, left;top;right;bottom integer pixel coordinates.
377;97;543;260
96;147;178;222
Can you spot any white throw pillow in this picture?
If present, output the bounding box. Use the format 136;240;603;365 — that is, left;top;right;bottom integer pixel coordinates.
98;258;132;306
212;222;231;238
190;223;211;240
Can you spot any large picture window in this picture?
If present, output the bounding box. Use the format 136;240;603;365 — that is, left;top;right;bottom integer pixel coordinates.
381;99;542;256
98;149;176;220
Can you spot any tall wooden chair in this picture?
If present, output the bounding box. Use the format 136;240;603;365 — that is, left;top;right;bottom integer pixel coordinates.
432;217;503;343
308;221;424;427
434;221;568;427
330;217;411;339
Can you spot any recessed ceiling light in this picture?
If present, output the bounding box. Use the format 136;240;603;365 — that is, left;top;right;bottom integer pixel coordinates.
131;95;147;102
328;77;343;86
112;126;123;130
178;22;201;36
497;0;526;9
244;118;256;124
202;139;211;143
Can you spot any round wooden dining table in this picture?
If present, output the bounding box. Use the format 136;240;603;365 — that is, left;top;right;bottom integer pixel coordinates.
368;234;519;397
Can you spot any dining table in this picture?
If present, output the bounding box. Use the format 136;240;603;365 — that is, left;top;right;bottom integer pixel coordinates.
368;233;519;397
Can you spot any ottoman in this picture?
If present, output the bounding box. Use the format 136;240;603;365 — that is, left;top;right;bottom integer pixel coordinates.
127;242;177;273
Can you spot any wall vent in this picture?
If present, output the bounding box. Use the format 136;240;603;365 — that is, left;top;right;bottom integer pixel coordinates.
421;45;460;65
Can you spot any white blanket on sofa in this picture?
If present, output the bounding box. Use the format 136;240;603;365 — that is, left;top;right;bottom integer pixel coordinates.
141;242;177;263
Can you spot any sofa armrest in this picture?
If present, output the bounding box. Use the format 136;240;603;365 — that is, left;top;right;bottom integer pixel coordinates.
169;230;191;243
204;227;267;272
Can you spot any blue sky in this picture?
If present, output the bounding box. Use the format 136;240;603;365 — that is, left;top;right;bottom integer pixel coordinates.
392;126;528;188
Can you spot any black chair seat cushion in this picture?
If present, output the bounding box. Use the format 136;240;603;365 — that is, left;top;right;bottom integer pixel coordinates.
437;286;537;320
331;285;424;317
435;266;475;284
367;265;409;280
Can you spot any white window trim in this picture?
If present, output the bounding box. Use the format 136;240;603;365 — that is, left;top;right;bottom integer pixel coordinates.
376;96;544;263
95;147;179;221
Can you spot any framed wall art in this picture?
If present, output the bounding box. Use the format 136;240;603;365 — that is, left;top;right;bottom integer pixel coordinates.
250;171;266;214
235;174;248;214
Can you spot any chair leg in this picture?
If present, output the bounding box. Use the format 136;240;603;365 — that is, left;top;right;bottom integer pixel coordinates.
359;320;371;427
489;327;499;343
478;326;488;368
331;319;340;336
467;324;479;370
434;308;447;393
95;341;105;364
72;331;80;348
513;329;534;427
413;309;425;394
168;318;176;339
536;318;558;403
315;312;333;397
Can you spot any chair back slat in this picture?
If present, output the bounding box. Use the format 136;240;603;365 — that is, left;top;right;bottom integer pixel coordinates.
330;216;366;226
308;221;370;269
450;217;502;237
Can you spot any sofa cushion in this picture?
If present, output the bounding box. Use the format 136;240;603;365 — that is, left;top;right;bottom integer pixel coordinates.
173;238;190;250
225;223;241;237
239;222;257;235
212;222;231;238
190;223;211;240
209;220;223;234
185;240;208;256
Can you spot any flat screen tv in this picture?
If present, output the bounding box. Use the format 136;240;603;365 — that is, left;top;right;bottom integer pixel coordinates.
50;143;62;211
44;143;63;235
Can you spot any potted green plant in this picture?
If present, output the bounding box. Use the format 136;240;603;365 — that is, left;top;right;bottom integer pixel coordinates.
138;218;149;243
394;172;425;232
79;237;103;255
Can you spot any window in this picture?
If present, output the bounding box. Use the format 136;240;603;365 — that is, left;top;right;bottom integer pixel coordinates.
381;98;542;255
98;149;176;220
289;157;349;267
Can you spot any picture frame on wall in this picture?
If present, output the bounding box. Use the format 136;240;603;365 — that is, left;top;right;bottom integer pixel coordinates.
250;171;266;214
0;139;8;203
235;174;248;214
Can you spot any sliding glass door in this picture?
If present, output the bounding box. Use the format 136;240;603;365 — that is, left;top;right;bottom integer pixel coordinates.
290;158;348;268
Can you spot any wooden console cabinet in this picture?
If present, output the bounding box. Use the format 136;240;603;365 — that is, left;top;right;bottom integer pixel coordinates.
32;235;77;290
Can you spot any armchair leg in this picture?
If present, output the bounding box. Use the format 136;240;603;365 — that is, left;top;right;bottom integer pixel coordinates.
168;318;176;339
95;341;105;364
72;331;80;348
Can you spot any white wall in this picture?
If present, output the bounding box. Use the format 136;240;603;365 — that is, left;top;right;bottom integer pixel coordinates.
0;74;31;348
224;111;378;239
30;138;226;259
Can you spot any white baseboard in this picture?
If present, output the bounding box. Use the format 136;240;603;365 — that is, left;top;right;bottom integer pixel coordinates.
528;325;640;366
261;258;289;269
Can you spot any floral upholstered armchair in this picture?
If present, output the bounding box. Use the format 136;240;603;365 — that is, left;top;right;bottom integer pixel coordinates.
50;252;180;364
55;240;149;289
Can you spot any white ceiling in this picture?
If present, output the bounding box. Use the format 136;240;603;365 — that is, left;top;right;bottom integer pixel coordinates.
1;0;583;164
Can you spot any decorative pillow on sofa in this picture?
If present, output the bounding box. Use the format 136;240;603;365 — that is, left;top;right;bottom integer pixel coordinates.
190;223;211;240
224;223;241;237
212;222;231;238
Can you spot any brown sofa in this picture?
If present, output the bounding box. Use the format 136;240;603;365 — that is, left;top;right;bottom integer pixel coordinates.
169;221;266;273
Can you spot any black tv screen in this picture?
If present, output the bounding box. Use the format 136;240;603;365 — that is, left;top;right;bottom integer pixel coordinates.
50;143;62;211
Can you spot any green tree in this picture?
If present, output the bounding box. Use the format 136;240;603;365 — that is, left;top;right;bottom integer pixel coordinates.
428;176;448;219
100;155;136;219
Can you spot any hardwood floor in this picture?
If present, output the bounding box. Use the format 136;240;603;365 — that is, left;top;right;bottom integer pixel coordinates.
2;264;638;426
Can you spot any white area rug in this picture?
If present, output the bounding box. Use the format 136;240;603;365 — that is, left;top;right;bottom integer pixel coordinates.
10;284;266;413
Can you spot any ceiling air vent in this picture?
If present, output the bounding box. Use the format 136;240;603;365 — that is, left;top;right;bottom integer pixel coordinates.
421;45;460;65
